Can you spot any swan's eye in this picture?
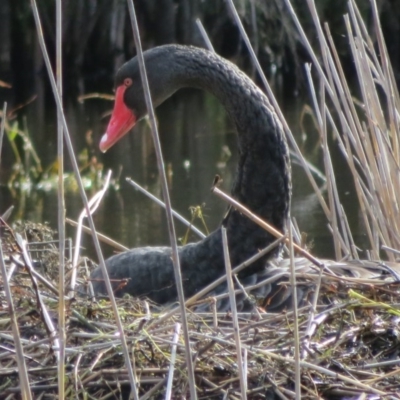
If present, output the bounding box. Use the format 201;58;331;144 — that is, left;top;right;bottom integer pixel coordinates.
124;78;133;87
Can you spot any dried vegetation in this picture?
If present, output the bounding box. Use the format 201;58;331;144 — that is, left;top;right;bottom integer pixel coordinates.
1;0;400;398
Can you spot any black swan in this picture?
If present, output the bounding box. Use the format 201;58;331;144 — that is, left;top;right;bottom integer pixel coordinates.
90;44;291;308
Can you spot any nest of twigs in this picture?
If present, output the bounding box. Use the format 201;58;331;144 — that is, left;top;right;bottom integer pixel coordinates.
1;221;400;399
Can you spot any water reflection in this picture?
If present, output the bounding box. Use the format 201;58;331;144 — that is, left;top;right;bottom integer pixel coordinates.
0;89;362;260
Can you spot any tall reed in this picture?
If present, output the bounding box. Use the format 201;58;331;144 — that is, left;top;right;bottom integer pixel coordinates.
287;0;400;261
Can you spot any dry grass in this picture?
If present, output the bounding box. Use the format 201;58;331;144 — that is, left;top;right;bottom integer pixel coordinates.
290;0;400;261
1;0;400;398
1;222;400;398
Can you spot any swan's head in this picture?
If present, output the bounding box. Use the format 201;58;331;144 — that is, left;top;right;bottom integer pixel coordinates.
99;76;137;152
99;46;182;152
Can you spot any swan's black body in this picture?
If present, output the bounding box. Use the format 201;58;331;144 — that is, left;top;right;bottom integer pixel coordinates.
91;45;291;305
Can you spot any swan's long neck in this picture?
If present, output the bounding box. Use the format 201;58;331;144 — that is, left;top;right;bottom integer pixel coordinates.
91;46;292;303
165;47;291;272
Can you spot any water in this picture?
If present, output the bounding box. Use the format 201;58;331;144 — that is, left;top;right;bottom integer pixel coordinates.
0;87;364;261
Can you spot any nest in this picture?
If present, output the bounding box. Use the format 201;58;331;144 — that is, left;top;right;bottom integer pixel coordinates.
1;221;400;399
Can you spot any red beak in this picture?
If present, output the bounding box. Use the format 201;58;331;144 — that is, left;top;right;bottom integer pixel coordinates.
99;85;137;152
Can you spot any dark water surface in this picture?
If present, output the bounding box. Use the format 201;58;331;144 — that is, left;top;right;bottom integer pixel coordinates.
0;88;365;261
